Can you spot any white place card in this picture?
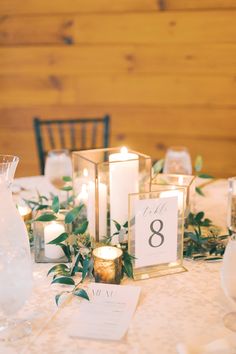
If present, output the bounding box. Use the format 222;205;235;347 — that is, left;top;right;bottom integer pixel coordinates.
68;283;141;341
134;196;178;268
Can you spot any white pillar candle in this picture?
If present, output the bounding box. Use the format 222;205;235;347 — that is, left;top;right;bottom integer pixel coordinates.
109;147;139;244
77;183;88;204
87;181;107;240
44;222;65;259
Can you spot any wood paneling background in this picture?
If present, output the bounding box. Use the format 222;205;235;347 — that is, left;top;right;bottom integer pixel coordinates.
0;0;235;177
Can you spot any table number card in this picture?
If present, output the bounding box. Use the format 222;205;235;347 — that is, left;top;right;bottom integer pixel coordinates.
135;196;178;268
128;188;187;280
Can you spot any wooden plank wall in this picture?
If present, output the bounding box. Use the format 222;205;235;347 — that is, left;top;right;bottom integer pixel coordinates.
0;0;236;177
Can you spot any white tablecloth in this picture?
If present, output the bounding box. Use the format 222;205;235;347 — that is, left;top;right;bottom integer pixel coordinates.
2;177;235;354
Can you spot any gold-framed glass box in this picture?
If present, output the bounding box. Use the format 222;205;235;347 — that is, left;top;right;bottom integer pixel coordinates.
151;173;196;216
128;187;187;280
72;147;152;243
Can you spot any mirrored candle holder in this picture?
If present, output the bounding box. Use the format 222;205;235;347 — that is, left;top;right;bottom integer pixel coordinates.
73;147;151;244
93;246;123;284
227;177;236;233
151;173;196;216
33;210;71;263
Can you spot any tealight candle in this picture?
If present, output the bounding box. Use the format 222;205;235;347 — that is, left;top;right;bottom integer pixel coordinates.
44;222;65;260
93;246;123;284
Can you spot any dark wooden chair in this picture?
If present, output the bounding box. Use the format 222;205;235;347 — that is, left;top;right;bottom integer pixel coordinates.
33;115;110;174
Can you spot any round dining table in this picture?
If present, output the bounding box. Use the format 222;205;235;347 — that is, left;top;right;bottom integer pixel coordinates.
1;176;236;354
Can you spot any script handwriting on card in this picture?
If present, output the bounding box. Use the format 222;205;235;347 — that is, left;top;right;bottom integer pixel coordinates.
92;289;113;298
143;202;167;217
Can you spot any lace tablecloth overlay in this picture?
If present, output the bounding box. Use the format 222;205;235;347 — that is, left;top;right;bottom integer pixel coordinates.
1;177;235;354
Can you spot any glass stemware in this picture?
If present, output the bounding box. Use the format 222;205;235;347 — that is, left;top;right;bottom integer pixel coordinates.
163;146;192;175
0;155;32;341
221;234;236;332
227;177;236;233
44;149;72;189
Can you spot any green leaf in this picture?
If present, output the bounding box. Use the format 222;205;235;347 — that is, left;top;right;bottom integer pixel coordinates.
112;220;121;231
62;176;72;182
195;212;204;222
47;264;70;276
52;196;60;213
123;260;133;278
74;289;90;301
186;232;200;244
195;187;205;196
123;221;128;228
59;243;71;261
52;277;75;286
61;186;73;191
55;293;62;306
65;205;84;224
152;159;164;175
35;213;57;222
47;232;69;245
194;155;203;172
36;204;49;210
82;257;90;281
71;252;81;276
198;173;214;179
74;221;89;235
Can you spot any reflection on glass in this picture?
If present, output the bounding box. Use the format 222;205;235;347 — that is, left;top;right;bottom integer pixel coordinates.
44;149;72;189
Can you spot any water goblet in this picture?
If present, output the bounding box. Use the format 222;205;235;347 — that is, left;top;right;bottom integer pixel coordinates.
227;177;236;233
163;146;192;175
0;155;32;341
221;234;236;332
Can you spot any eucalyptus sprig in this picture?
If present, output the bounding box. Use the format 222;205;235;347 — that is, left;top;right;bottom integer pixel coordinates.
184;211;231;261
152;155;214;196
28;186;135;305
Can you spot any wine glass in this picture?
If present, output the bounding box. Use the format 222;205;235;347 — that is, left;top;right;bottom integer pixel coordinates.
163;146;192;175
0;155;32;341
44;149;72;189
227;177;236;233
221;234;236;332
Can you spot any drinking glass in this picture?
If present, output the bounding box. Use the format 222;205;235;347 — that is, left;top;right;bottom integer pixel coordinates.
227;177;236;233
221;234;236;332
0;155;32;341
163;146;192;175
44;149;72;189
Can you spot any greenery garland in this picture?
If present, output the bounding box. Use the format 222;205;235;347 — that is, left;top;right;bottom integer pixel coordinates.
25;168;231;305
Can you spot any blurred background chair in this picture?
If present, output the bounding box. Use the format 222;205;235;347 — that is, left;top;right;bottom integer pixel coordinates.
33;115;110;174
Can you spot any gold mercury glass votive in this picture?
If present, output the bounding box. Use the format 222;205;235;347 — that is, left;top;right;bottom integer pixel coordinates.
17;205;32;232
93;246;123;284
